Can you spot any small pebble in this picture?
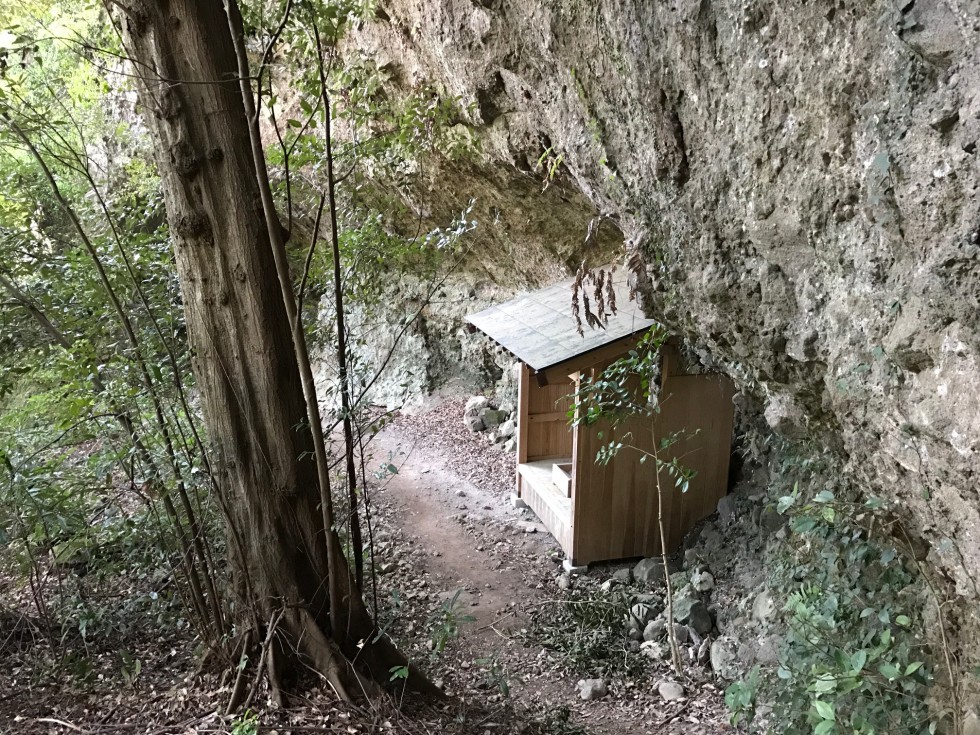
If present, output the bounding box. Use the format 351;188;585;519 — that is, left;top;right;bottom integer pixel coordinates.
658;680;685;701
576;678;608;701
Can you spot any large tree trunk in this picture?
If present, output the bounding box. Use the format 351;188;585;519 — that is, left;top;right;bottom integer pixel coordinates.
114;0;426;699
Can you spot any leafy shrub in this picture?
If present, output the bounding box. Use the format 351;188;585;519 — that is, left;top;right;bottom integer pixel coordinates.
726;467;937;734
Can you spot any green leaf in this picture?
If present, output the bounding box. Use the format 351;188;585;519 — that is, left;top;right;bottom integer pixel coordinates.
851;649;868;673
814;490;834;503
777;495;795;514
813;699;834;720
813;675;836;693
896;614;911;627
791;516;817;534
905;661;923;676
814;720;835;735
879;663;901;680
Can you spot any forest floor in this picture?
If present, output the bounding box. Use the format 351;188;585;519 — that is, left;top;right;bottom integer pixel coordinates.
0;396;735;734
366;397;733;735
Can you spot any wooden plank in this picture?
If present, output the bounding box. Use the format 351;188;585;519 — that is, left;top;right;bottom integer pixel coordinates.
655;373;736;549
570;361;611;563
569;380;581;546
659;339;683;381
572;365;664;564
518;460;574;553
516;362;530;497
526;375;575;462
517;362;530;464
537;334;645;386
569;358;735;565
527;411;567;423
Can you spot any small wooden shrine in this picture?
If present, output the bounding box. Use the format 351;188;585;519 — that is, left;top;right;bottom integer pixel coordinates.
467;270;735;566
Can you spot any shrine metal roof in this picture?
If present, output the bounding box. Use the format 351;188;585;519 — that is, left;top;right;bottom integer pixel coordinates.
465;268;655;372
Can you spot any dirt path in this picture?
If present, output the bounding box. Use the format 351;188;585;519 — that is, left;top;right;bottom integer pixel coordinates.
369;402;733;735
369;424;554;631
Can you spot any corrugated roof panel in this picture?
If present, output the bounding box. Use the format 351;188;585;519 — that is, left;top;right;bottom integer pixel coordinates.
466;268;655;371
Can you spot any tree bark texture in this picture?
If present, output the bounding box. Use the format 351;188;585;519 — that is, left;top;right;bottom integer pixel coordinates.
115;0;424;694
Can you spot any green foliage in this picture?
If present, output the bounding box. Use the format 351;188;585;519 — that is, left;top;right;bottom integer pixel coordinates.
248;0;479;221
427;588;475;656
725;665;760;727
59;650;95;684
571;326;664;424
535;146;564;191
240;0;483;404
118;648;142;689
0;0;484;689
726;459;936;734
570;324;695;673
0;0;219;656
388;664;409;682
230;709;259;735
307;201;475;322
475;653;510;698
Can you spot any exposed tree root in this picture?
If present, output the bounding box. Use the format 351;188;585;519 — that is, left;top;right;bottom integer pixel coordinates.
225;630;253;715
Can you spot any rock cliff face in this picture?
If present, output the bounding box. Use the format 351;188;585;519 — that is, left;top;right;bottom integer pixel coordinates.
350;0;979;620
312;161;623;410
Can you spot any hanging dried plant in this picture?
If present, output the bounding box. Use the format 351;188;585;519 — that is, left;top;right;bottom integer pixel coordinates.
594;268;606;317
605;265;618;315
572;262;586;336
583;294;605;331
571;261;616;334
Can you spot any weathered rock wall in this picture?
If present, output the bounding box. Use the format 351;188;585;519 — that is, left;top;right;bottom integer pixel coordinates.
347;0;980;693
311;157;623;410
314;275;514;411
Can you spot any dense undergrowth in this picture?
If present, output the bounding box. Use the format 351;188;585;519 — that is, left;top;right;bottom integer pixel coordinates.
727;448;942;735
